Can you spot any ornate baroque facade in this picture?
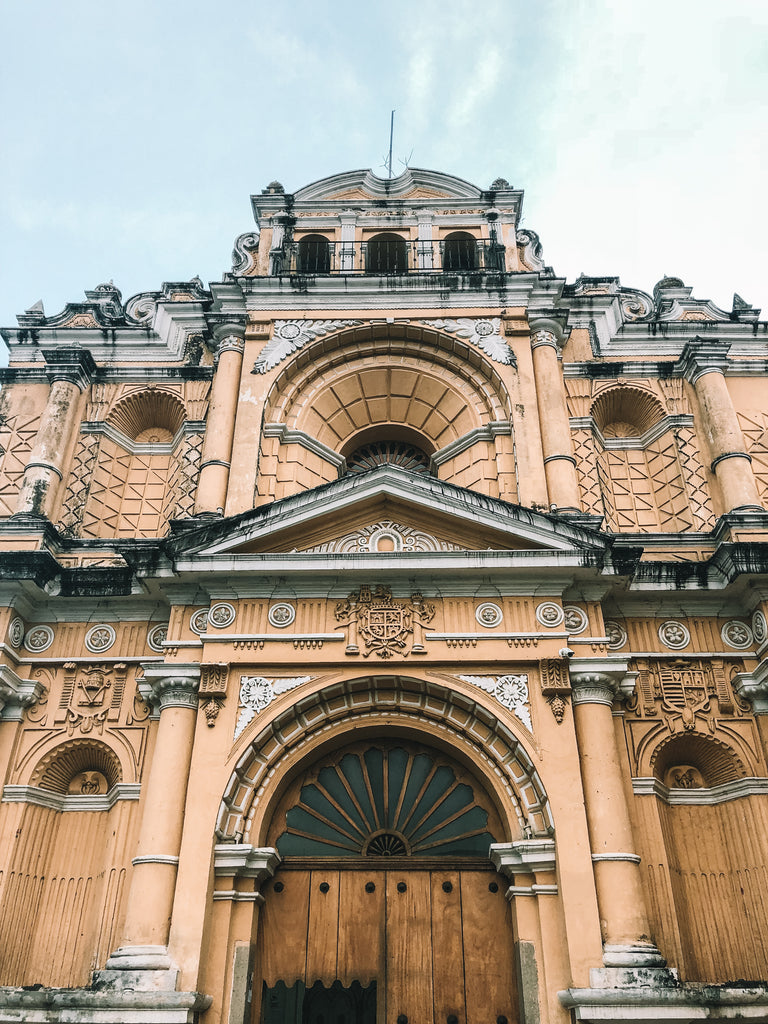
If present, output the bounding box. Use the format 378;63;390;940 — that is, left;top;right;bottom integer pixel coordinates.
0;168;767;1023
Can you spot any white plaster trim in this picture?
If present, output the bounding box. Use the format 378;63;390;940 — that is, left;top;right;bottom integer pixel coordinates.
430;632;565;641
431;422;513;466
212;890;264;902
2;783;140;811
262;423;346;467
80;419;198;455
132;854;180;867
569;413;696;451
506;884;559;897
591;852;642;864
632;777;768;804
201;632;343;643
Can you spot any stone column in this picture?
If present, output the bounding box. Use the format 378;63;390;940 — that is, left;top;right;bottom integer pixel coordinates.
15;349;95;519
195;326;245;516
530;322;581;513
570;658;666;968
103;663;200;985
679;339;762;513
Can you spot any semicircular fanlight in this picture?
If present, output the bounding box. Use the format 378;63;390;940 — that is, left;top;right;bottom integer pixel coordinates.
346;441;431;475
275;746;497;858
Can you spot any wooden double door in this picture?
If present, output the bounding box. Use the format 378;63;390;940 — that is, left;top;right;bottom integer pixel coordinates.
256;866;518;1024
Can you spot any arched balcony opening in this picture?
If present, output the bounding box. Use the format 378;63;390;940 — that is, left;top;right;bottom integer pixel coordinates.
365;233;408;275
296;234;331;274
441;231;477;271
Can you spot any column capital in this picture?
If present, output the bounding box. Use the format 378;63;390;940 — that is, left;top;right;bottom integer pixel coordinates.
570;657;635;706
138;662;200;712
677;337;731;384
42;347;97;390
214;845;280;883
0;665;45;721
733;660;768;714
212;323;245;355
529;316;567;350
490;839;556;879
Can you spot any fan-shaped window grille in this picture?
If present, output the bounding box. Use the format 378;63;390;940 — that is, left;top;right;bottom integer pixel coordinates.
270;744;501;859
346;441;431;476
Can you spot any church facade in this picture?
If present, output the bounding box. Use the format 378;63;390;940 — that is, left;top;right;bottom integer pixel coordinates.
0;167;768;1023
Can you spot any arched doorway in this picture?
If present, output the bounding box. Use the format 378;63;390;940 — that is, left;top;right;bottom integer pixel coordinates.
254;739;518;1024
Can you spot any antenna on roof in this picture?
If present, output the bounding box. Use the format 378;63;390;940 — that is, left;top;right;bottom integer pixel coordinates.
387;110;395;178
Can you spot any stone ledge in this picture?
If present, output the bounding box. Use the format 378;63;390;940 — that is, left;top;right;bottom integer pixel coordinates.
559;977;768;1022
0;985;212;1024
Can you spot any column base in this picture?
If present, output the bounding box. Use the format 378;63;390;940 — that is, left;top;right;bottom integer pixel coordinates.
96;945;179;992
602;942;668;968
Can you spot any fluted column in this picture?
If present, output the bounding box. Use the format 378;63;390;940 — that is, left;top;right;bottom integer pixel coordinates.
195;327;245;516
15;349;95;518
105;663;200;977
530;324;581;513
680;339;762;513
570;659;665;968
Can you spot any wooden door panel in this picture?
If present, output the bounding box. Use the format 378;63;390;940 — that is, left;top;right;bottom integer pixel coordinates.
259;870;310;987
430;870;467;1024
338;870;385;987
459;872;517;1024
386;872;434;1024
306;870;340;985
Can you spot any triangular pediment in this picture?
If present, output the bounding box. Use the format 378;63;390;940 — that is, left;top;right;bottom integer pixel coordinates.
170;467;608;559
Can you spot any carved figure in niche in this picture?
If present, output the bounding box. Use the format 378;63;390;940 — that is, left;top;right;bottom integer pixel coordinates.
664;765;705;789
335;585;435;658
68;770;108;795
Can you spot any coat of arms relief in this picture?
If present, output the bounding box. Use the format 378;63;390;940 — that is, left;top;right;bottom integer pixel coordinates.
335;585;435;658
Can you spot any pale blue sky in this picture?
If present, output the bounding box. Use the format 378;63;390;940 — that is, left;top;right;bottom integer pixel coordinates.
1;0;766;337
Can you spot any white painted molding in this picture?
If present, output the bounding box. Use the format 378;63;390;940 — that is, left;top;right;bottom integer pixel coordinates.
213;844;281;882
591;852;642;864
490;839;557;877
262;423;346;467
132;855;180;867
2;783;141;811
632;776;768;804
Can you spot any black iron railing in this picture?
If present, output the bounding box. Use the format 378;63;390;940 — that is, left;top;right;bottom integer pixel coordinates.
273;239;506;276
